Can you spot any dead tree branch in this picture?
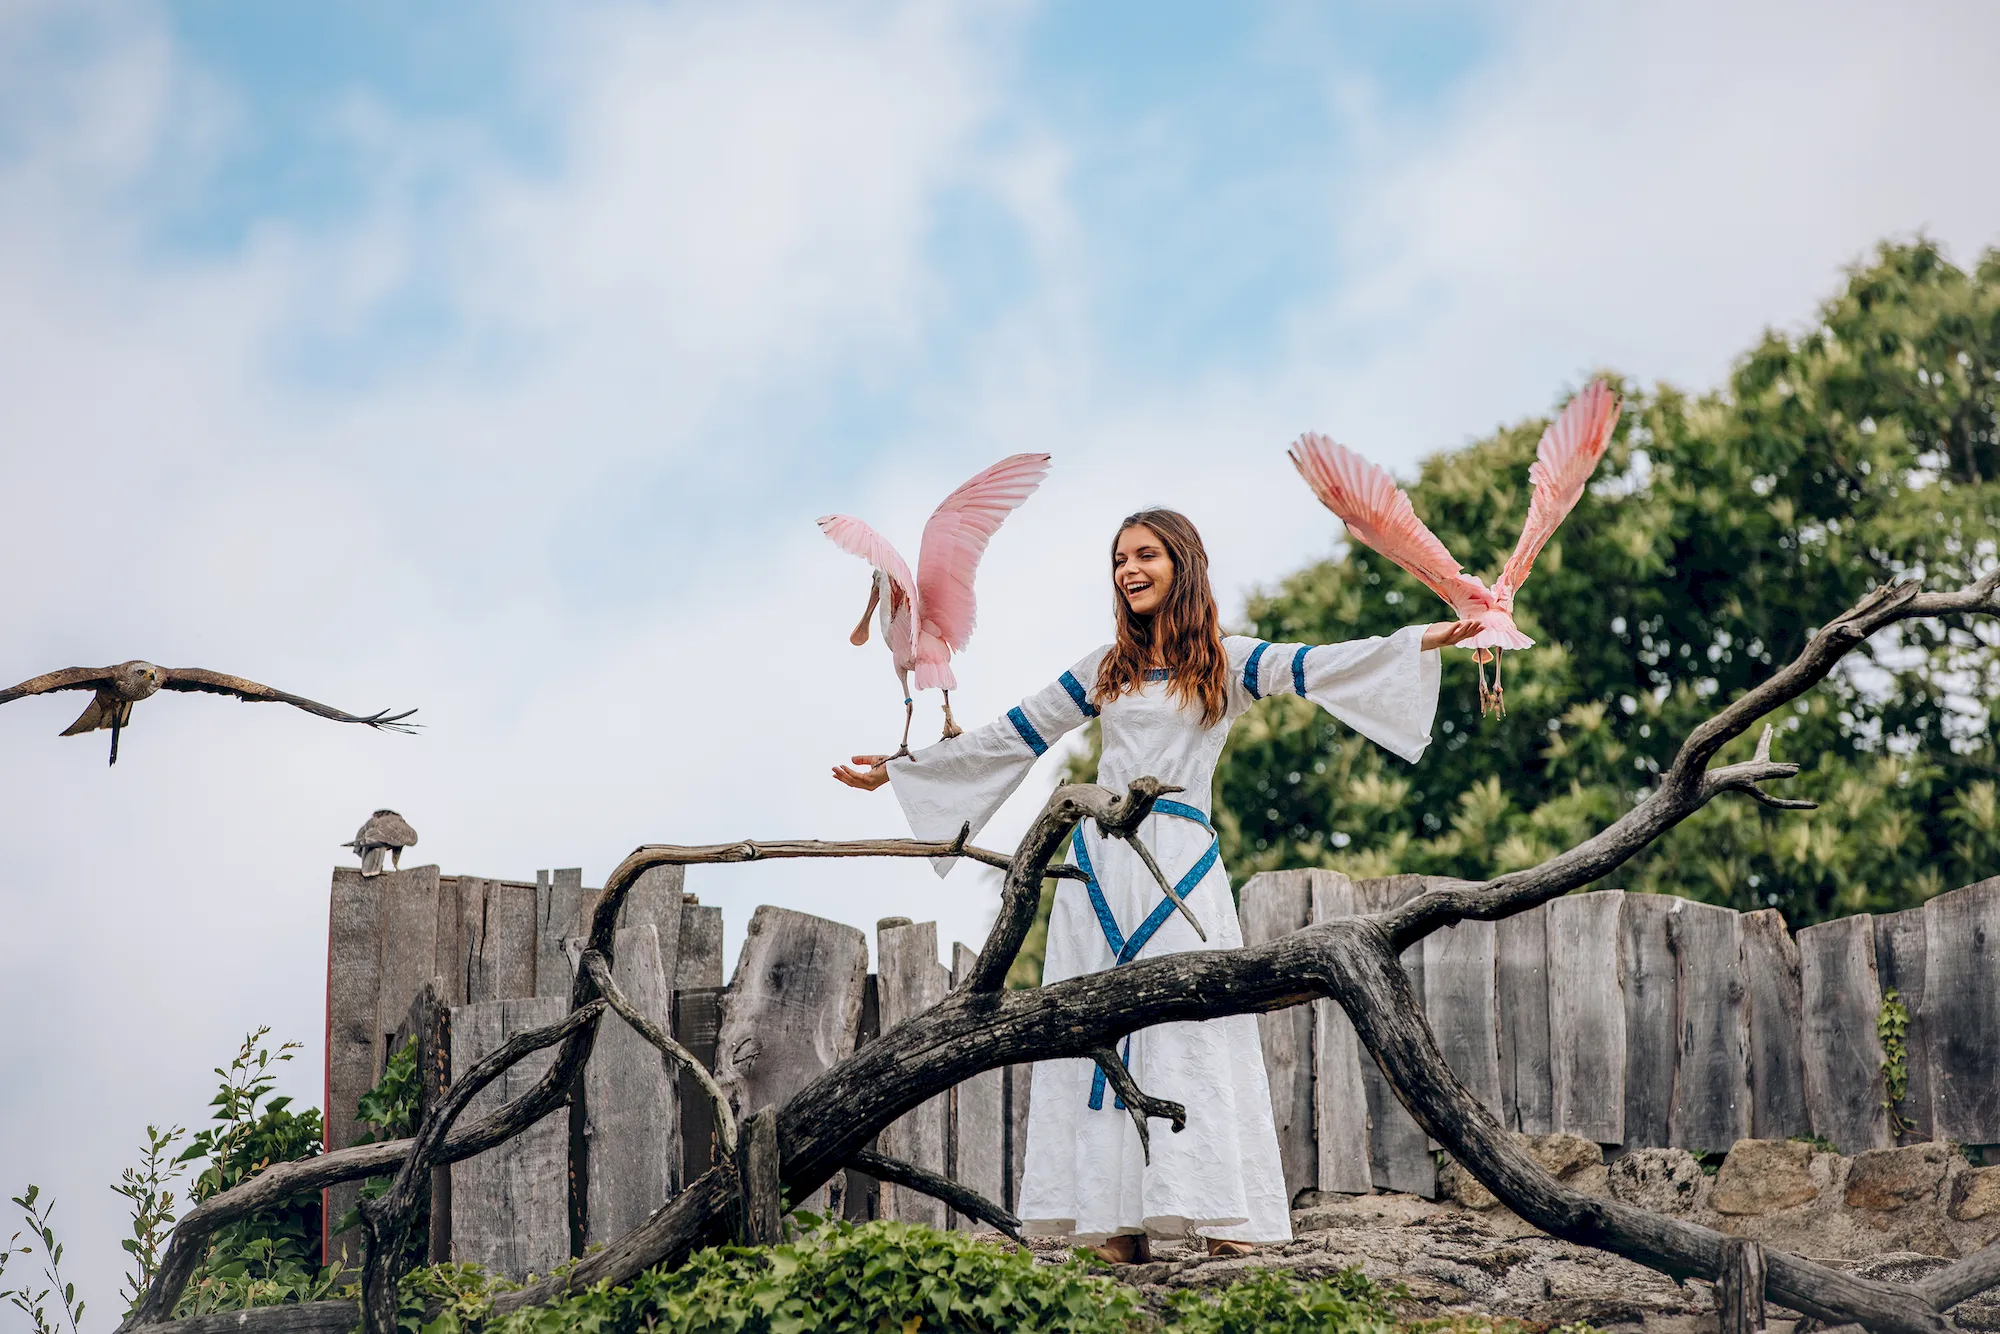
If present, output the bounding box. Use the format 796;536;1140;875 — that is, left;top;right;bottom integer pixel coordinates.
1087;1046;1186;1163
582;949;739;1157
846;1150;1024;1246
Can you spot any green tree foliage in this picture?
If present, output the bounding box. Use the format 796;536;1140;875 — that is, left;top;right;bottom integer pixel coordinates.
1220;239;1999;925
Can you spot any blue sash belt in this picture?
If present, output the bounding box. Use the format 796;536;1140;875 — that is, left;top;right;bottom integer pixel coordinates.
1070;798;1219;1110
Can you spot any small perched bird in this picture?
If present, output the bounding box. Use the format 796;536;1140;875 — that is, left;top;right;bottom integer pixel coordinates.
0;660;419;764
819;452;1052;757
1289;380;1622;717
345;809;418;876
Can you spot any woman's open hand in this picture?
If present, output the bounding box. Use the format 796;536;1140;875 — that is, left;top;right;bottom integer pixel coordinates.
1421;620;1483;652
832;754;893;791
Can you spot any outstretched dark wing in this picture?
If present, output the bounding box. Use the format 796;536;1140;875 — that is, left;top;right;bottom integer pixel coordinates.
161;668;419;732
0;666;116;705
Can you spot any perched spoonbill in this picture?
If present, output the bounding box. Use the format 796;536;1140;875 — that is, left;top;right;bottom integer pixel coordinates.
819;452;1052;757
1288;380;1621;717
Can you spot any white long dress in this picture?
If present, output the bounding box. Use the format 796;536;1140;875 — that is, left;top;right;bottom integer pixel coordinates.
887;627;1441;1243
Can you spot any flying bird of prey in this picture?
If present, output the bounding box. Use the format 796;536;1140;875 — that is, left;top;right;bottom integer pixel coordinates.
819;452;1052;757
346;809;418;876
1289;380;1622;717
0;660;419;764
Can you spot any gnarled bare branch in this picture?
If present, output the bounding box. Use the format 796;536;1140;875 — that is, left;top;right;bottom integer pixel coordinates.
1088;1045;1186;1163
847;1150;1024;1245
582;949;739;1158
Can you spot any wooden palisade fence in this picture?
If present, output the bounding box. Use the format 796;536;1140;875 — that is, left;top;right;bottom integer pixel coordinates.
325;866;1032;1279
1243;869;2000;1204
332;856;2000;1275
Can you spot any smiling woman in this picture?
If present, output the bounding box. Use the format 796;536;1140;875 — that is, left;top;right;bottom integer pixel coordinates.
834;507;1473;1262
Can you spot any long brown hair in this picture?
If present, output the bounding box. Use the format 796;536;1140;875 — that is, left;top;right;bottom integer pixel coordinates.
1094;508;1230;726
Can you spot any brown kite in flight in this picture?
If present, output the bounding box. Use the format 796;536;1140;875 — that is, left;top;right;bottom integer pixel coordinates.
0;660;419;764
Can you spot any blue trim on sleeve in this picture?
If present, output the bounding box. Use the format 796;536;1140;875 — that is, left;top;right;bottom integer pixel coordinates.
1058;670;1099;718
1006;707;1047;756
1242;640;1271;699
1291;644;1311;698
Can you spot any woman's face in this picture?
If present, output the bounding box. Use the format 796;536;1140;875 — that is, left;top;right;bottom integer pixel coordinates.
1114;523;1175;616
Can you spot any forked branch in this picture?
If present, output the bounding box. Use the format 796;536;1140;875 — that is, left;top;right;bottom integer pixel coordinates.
1088;1045;1187;1163
582;950;739;1157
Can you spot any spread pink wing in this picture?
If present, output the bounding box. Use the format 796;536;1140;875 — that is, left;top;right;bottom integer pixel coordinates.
1495;380;1620;599
1288;433;1493;616
818;514;917;659
914;452;1052;655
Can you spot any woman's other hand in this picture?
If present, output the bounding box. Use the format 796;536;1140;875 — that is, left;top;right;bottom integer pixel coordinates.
1420;620;1483;652
832;754;892;791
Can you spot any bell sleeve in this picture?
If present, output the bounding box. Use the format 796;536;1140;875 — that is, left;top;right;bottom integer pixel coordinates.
1229;626;1441;764
887;648;1109;877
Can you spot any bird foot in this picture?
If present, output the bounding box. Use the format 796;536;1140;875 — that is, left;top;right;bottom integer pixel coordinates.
940;720;962;741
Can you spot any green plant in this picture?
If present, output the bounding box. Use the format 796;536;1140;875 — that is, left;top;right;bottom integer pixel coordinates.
336;1035;430;1269
2;1186;86;1334
486;1218;1147;1334
1789;1133;1840;1154
1161;1265;1398;1334
173;1028;340;1316
394;1262;516;1334
1880;988;1914;1137
112;1123;189;1313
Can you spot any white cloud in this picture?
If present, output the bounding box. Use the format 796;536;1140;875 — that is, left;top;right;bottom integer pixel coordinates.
2;0;1997;1311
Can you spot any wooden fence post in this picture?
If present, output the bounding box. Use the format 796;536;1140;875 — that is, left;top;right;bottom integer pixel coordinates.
1238;870;1316;1202
1549;890;1626;1146
949;943;1006;1230
388;980;451;1264
1873;905;1933;1144
715;907;868;1217
534;868;588;999
1621;893;1679;1150
1352;875;1434;1196
582;924;678;1247
1740;908;1809;1140
1922;877;2000;1147
448;996;571;1280
1799;913;1890;1153
1309;872;1371;1195
876;919;948;1226
1669;899;1751;1153
1717;1237;1767;1334
1495;902;1553;1135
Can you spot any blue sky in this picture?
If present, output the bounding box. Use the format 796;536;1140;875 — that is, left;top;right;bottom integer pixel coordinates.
1;0;1996;1315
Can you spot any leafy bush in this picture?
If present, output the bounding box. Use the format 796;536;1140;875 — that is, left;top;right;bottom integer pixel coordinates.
1160;1265;1398;1334
337;1034;431;1271
483;1219;1147;1334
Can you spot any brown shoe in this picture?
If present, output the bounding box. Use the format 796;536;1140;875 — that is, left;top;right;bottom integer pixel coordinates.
1204;1237;1257;1258
1090;1233;1153;1264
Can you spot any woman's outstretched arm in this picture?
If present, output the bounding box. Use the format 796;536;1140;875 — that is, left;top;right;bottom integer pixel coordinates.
1231;622;1472;763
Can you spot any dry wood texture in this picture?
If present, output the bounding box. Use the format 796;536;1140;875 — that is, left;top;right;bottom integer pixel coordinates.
1924;877;2000;1145
1669;900;1750;1153
582;925;678;1247
1548;890;1625;1145
949;942;1007;1231
1238;869;1316;1202
1310;872;1372;1195
876;919;948;1226
448;997;572;1281
1740;908;1809;1140
1799;913;1890;1154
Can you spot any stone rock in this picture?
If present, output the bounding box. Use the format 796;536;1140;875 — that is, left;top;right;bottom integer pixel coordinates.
1953;1166;2000;1221
1439;1133;1605;1212
1853;1250;1953;1284
1713;1139;1818;1215
1609;1149;1708;1216
1846;1143;1953;1213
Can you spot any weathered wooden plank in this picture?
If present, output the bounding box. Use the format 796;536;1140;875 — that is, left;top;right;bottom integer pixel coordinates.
1923;877;2000;1145
1495;902;1553;1135
449;996;570;1281
389;980;451;1265
1668;900;1750;1153
715;906;868;1217
676;903;725;990
1424;917;1502;1118
876;919;947;1226
466;879;537;1005
324;868;383;1267
1351;874;1433;1196
1309;872;1371;1195
949;943;1006;1231
378;866;444;1053
1548;890;1626;1145
1798;913;1889;1154
1238;870;1316;1202
846;974;884;1223
583;925;679;1246
1740;908;1809;1140
1873;905;1934;1144
433;880;468;1009
618;865;686;961
535;868;587;999
1620;892;1679;1150
1004;1060;1032;1216
673;986;723;1189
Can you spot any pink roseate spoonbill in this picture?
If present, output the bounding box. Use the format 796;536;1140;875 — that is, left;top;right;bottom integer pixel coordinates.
1288;379;1621;718
819;452;1052;757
